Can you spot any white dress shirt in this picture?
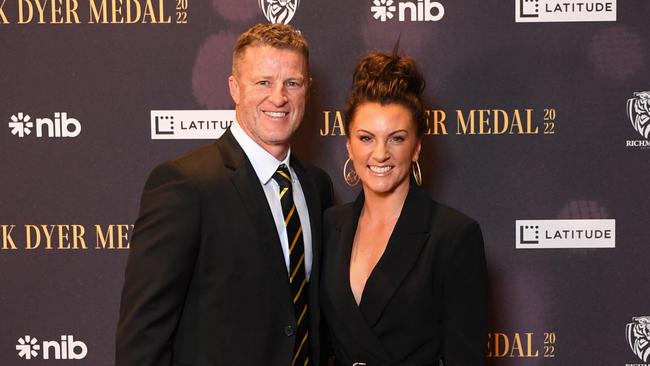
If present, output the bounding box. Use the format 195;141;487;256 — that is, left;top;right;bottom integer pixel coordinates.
230;121;313;280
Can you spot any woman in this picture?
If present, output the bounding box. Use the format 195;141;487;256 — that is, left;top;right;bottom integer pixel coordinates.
320;51;487;366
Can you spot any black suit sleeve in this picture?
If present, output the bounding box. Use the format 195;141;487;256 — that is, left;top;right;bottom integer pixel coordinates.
442;220;488;366
116;162;201;366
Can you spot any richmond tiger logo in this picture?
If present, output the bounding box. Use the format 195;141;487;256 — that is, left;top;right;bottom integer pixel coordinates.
258;0;301;24
626;316;650;362
627;91;650;139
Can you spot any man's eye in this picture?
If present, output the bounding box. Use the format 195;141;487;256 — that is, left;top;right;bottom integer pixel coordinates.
257;81;270;86
286;81;302;88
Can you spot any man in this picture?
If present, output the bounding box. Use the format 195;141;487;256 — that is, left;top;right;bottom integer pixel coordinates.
116;23;333;366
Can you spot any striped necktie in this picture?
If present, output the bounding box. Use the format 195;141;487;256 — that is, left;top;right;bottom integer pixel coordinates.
273;164;311;366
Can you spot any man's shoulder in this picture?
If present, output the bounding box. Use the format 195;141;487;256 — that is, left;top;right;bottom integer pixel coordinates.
297;159;330;183
145;140;236;190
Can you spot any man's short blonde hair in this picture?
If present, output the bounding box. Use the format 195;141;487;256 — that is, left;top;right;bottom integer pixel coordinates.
232;23;309;75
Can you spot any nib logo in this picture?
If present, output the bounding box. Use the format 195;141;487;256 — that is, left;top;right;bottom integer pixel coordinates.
9;113;33;137
371;0;445;22
372;0;396;21
15;335;87;360
7;112;81;138
16;335;40;360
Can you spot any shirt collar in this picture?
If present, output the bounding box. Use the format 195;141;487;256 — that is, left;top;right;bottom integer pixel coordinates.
230;120;291;185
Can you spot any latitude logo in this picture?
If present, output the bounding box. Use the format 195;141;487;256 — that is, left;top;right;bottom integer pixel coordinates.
371;0;444;22
626;316;650;363
258;0;300;24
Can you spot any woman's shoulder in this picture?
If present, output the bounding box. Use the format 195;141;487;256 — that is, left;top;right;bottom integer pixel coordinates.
410;188;480;233
323;202;355;230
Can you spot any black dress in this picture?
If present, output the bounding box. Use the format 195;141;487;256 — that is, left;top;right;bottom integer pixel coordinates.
320;187;487;366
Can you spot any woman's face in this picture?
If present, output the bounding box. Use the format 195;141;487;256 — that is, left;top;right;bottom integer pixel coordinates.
347;102;421;196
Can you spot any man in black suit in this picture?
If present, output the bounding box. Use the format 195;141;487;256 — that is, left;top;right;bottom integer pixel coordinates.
116;23;333;366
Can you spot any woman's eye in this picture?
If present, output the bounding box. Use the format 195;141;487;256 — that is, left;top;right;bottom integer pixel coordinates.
359;135;371;142
391;136;405;143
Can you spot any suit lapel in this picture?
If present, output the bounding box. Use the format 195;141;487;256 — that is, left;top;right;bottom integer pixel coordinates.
358;187;432;326
327;195;391;360
217;130;293;303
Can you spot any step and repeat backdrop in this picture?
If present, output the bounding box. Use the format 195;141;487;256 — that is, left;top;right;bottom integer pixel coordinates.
1;0;649;365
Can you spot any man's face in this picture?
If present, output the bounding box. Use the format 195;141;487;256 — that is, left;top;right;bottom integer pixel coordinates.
229;45;309;159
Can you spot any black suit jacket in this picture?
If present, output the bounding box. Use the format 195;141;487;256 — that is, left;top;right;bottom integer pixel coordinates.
320;187;487;366
116;130;333;366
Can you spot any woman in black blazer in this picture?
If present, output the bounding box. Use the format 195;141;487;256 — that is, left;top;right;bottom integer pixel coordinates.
320;51;487;366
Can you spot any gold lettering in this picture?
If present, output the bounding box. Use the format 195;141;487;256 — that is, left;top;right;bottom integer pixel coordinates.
492;332;509;357
18;0;34;24
425;110;447;135
320;111;345;136
1;225;17;249
39;224;56;249
71;224;86;249
320;111;331;136
0;0;9;24
56;224;70;249
142;0;156;23
478;109;491;135
65;0;80;23
33;0;47;23
95;224;131;249
125;0;141;23
157;0;170;23
95;224;114;249
510;333;524;357
525;333;539;357
456;109;475;135
525;109;538;134
116;224;132;248
50;0;64;24
25;225;41;249
88;0;107;23
509;110;524;134
492;109;508;134
111;0;123;23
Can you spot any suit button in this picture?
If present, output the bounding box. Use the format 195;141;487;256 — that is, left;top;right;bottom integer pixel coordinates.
284;325;295;336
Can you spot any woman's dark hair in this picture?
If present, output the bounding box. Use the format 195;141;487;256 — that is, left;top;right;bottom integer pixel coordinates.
343;50;426;136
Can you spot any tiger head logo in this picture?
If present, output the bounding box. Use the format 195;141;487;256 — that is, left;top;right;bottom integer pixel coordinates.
626;316;650;362
627;91;650;139
258;0;301;24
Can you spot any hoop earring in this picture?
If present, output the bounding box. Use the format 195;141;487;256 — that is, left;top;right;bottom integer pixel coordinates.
412;160;423;186
343;158;359;187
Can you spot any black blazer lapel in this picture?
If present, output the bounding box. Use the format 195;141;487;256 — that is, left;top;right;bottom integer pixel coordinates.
326;196;391;361
358;187;432;326
217;130;294;306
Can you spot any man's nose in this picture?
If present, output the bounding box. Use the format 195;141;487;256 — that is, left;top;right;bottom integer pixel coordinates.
269;84;288;105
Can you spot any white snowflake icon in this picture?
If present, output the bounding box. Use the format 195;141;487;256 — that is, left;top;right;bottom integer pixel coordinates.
9;112;33;137
16;335;40;359
371;0;396;22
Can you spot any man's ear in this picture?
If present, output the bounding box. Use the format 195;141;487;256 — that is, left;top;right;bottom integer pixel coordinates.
228;75;239;105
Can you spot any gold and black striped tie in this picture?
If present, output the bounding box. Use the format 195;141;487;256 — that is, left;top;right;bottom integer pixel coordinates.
273;164;311;366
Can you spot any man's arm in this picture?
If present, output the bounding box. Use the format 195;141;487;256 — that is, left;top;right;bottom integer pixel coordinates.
116;161;201;366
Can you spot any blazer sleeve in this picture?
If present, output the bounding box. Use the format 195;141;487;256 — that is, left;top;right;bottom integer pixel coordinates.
115;161;201;366
442;219;488;366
